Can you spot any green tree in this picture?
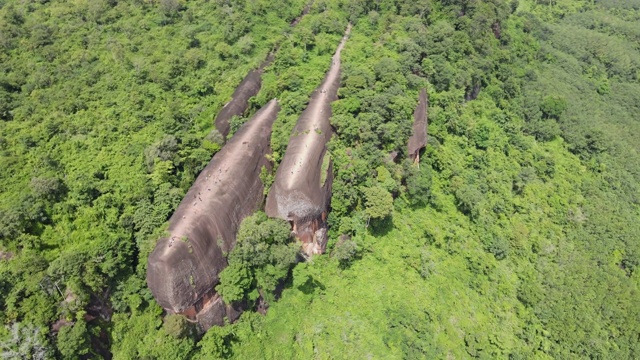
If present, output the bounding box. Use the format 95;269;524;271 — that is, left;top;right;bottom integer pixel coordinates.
217;212;296;305
362;186;393;220
56;321;91;360
196;326;232;359
30;177;65;202
540;95;567;120
405;163;432;206
331;236;359;267
163;314;196;339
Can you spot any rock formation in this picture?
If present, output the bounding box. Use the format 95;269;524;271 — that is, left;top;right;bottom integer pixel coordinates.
407;88;428;164
213;57;273;139
265;24;351;256
290;0;314;27
147;100;280;330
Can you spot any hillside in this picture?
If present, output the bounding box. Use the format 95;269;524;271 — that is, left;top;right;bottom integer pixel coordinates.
0;0;639;359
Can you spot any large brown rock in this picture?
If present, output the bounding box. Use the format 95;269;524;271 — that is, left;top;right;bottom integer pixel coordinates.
408;88;429;162
147;100;280;328
265;25;351;256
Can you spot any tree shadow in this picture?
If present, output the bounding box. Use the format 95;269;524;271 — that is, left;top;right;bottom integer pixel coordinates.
369;215;393;237
297;275;326;295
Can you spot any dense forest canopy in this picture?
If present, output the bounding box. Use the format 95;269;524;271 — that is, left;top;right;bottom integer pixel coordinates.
0;0;639;359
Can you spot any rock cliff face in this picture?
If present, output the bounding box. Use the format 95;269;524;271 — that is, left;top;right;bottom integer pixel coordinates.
265;25;351;256
146;100;280;330
407;88;428;163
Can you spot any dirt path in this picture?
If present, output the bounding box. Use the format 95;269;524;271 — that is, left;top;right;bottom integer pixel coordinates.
290;0;314;27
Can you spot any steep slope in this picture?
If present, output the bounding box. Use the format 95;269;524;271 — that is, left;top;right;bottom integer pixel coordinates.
1;0;639;358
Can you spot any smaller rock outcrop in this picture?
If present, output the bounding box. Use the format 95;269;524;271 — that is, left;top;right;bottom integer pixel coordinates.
408;88;429;164
213;0;314;139
214;56;274;139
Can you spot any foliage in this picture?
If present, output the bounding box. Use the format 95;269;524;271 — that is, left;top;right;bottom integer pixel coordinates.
0;323;50;360
195;325;234;359
56;321;90;360
0;0;638;359
216;212;297;305
405;163;433;206
163;314;197;340
216;262;253;304
331;236;359;267
362;186;394;220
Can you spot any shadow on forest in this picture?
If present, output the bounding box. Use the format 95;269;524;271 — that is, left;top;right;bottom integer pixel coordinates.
369;215;393;237
297;275;326;295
